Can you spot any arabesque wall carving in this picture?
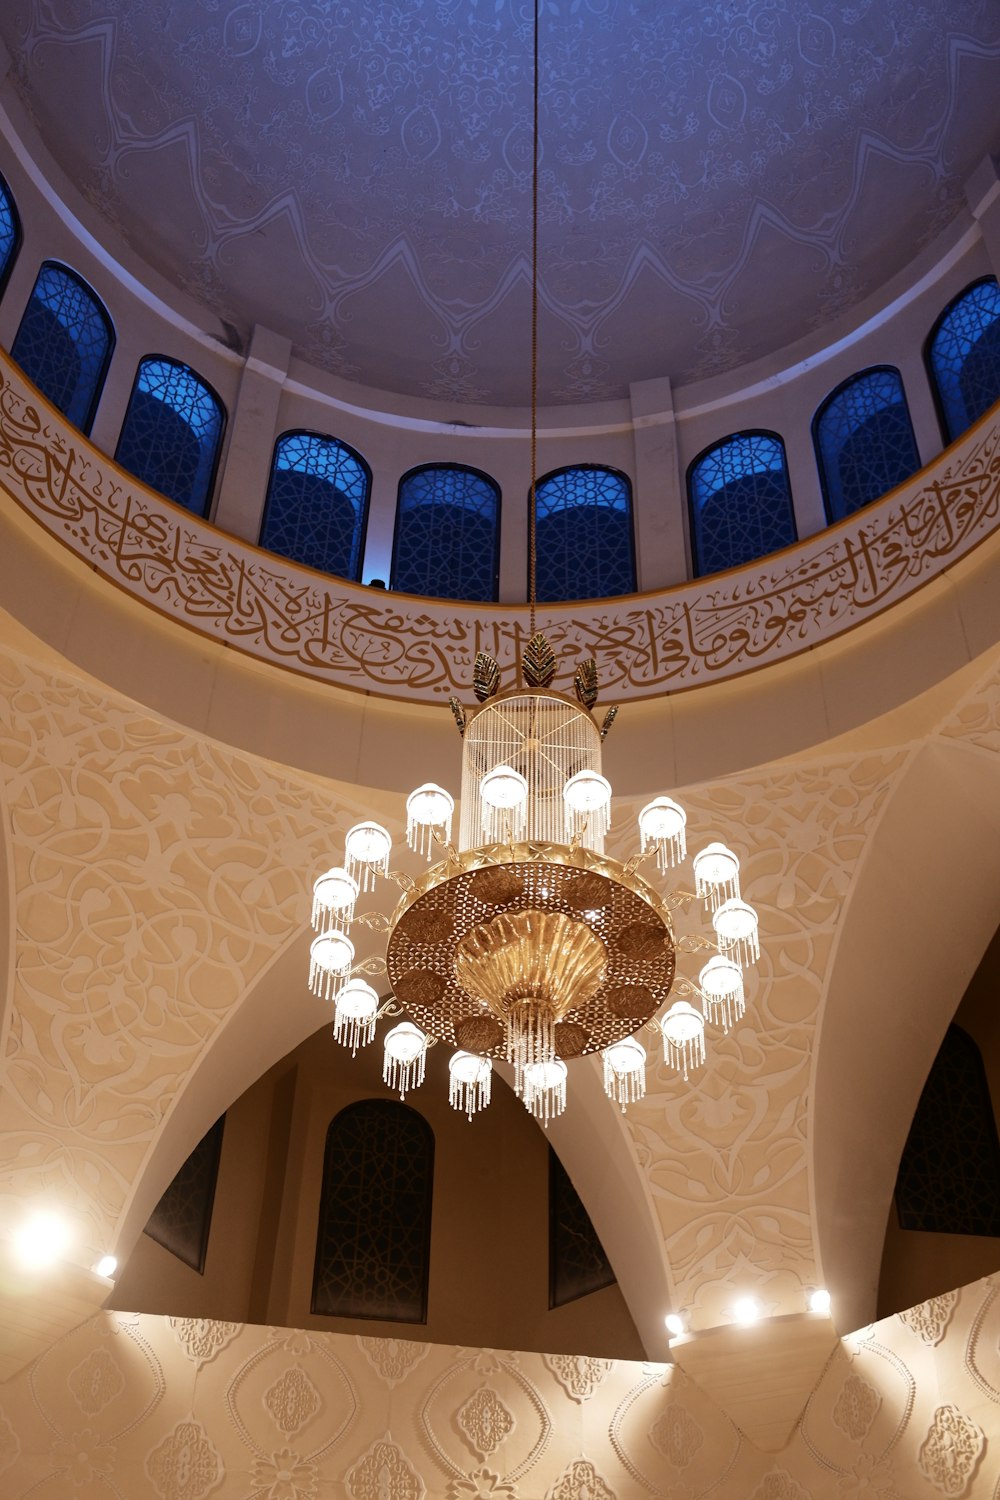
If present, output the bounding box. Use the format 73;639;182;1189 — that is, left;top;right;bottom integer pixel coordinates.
0;1274;997;1498
1;355;997;704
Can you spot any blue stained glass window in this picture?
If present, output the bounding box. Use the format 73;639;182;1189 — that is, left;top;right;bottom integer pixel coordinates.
260;431;371;580
392;464;500;601
534;466;635;602
10;262;114;434
688;431;797;577
927;278;1000;443
0;169;21;296
312;1100;433;1322
813;367;921;523
115;356;225;517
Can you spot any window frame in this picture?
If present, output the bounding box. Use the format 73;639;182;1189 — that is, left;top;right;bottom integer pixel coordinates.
391;461;502;602
529;462;637;603
114;353;227;518
811;365;921;525
259;428;373;582
924;275;1000;446
686;427;796;578
12;259;116;436
0;167;23;300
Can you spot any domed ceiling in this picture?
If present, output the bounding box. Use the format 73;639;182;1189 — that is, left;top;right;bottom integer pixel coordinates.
3;1;1000;405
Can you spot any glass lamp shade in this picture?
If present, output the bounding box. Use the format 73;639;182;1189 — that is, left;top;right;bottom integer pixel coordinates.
311;866;360;932
406;783;455;859
333;978;379;1055
521;1058;568;1125
661;1000;706;1080
383;1021;427;1097
698;954;745;1031
693;841;741;909
602;1037;647;1109
480;764;529;842
448;1050;492;1119
712;898;760;968
638;797;687;871
563;770;612;840
308;930;355;1001
344;821;392;892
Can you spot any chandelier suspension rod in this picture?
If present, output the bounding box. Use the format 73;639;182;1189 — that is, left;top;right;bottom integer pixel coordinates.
528;0;540;641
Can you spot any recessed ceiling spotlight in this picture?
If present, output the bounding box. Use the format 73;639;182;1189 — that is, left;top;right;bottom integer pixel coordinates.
809;1287;831;1315
12;1210;72;1270
733;1296;761;1326
664;1312;685;1338
94;1254;118;1279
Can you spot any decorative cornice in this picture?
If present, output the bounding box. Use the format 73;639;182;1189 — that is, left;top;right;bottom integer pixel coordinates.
0;354;998;705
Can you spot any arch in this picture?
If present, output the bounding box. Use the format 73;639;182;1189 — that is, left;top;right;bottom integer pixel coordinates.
10;261;114;434
894;1024;1000;1236
926;276;1000;444
812;367;921;523
115;356;226;517
0;168;21;297
391;463;500;601
260;430;371;581
687;430;796;577
532;465;635;602
311;1098;434;1322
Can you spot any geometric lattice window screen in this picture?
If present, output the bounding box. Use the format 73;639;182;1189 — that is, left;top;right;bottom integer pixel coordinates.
0;169;20;295
391;465;500;602
312;1100;434;1322
895;1025;1000;1236
927;277;1000;444
10;261;114;435
549;1146;616;1308
260;431;371;580
535;465;636;602
688;431;797;577
143;1115;226;1274
813;367;922;523
115;356;226;517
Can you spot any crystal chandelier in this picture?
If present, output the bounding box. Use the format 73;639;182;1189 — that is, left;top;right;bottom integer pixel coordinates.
306;2;761;1123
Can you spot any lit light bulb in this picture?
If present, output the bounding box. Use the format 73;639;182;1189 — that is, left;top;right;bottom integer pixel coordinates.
521;1058;568;1125
809;1288;831;1315
712;898;760;967
698;954;745;1032
480;764;528;841
693;842;741;910
383;1022;427;1098
448;1051;493;1119
602;1037;646;1110
406;783;455;859
12;1210;72;1270
660;1001;706;1080
308;930;355;1001
638;797;687;871
333;978;380;1055
344;821;392;892
94;1255;118;1279
563;770;612;842
733;1296;760;1326
665;1312;685;1339
311;866;359;932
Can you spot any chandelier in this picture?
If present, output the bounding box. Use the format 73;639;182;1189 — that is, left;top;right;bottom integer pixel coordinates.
306;2;761;1123
308;637;760;1123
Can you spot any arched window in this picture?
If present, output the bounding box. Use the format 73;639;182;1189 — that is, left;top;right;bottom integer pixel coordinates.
392;464;500;601
260;431;370;580
312;1100;433;1322
0;169;21;297
115;356;226;517
926;277;1000;443
533;465;635;602
813;367;921;523
895;1025;1000;1236
144;1114;226;1274
688;431;796;577
10;261;114;434
549;1146;615;1308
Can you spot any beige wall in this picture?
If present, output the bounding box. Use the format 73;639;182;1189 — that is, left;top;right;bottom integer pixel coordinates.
111;1026;645;1360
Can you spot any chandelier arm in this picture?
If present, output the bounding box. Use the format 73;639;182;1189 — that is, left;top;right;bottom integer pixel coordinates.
622;845;657;876
384;869;417;892
353;912;391;933
676;933;721;955
352;956;388;978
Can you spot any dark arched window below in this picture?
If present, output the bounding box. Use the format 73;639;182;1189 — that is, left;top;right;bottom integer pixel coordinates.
0;169;21;296
10;261;114;434
392;464;500;601
926;277;1000;444
312;1100;434;1322
260;431;371;580
688;430;796;577
895;1024;1000;1236
549;1146;615;1307
534;465;635;602
813;367;921;523
144;1114;226;1273
115;356;226;517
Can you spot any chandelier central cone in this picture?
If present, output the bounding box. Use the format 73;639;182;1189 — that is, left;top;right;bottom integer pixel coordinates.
454;908;607;1082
